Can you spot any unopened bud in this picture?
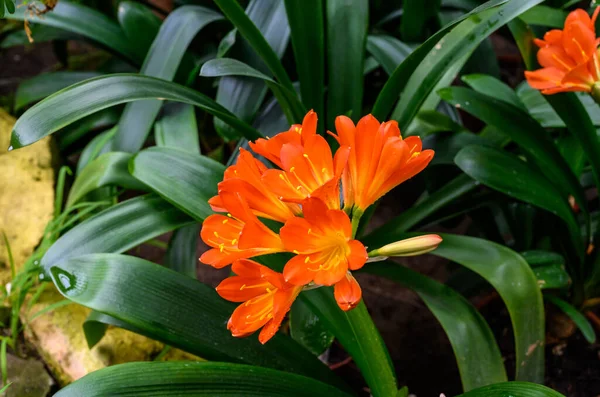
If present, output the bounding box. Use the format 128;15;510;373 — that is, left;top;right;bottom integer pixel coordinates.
368;235;442;258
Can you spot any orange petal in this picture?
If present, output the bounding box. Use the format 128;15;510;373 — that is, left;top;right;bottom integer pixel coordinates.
334;273;362;311
283;254;317;285
525;68;565;90
537;45;575;71
347;240;368;271
280;217;322;253
261;169;307;203
216;275;270;302
200;248;252;269
312;253;348;286
562;20;596;64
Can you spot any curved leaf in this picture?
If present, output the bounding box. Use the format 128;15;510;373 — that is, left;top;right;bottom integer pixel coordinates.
76;128;116;173
215;0;291;139
117;1;161;60
544;295;596;344
365;262;507;391
57;108;120;151
66;152;147;208
14;72;101;111
83;311;144;349
10;74;262;150
366;35;413;76
326;0;368;126
164;224;201;279
129;147;225;221
55;361;351;397
520;5;567;28
457;381;565;397
284;0;324;121
290;299;334;356
391;0;542;130
201;58;305;123
431;234;545;383
8;1;139;64
113;6;224;152
49;254;345;387
40;195;194;272
301;289;397;397
154;103;200;154
438;86;588;223
461;74;524;109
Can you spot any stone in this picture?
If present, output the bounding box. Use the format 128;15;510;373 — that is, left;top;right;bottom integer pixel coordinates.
5;353;53;397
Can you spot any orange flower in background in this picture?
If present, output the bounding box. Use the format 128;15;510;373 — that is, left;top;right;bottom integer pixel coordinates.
200;192;284;268
250;110;318;168
280;198;367;287
208;148;301;223
525;7;600;95
330;114;434;212
216;259;302;344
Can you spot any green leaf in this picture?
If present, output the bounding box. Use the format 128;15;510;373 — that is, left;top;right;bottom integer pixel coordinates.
391;0;542;130
0;25;76;48
164;224;201;279
365;262;507;391
508;18;537;71
431;234;545;383
456;381;565;397
14;72;101;111
438;86;588;223
117;1;162;61
520;250;564;267
129;147;224;221
201;58;306;123
55;361;351;397
66;152;147;208
290;299;334;356
301;289;397;397
215;0;291;139
366;35;413;76
213;0;295;93
401;0;441;41
520;5;567;28
532;264;571;290
8;1;140;64
40;195;194;272
113;6;224;152
57;108;120;152
461;74;525;109
49;254;345;387
10;74;262;150
326;0;368;126
83;311;143;349
362;174;479;247
284;0;324;122
76;128;116;173
544;295;596;344
427;131;496;165
154;103;200;154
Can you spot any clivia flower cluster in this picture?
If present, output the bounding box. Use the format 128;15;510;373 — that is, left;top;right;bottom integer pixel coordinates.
200;111;440;343
525;7;600;98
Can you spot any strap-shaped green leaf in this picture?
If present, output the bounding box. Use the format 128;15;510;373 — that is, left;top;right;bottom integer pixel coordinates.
49;254;345;387
55;361;351;397
456;381;565;396
117;1;161;61
544;295;595;344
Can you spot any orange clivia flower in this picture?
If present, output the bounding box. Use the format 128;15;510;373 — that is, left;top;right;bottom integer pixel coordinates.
525;7;600;95
334;272;362;311
250;110;318;168
208;148;301;223
200;192;284;268
280;198;367;287
330;114;434;212
216;259;302;344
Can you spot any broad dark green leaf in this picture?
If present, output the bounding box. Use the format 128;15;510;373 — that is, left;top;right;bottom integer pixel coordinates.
57;108;120;151
66;152;147;208
406;109;468;137
391;0;542;130
201;58;306;123
438;86;588;221
362;174;479;247
290;299;334;356
113;6;224;152
154;103;200;154
544;295;596;343
301;288;397;397
164;224;201;279
461;74;524;109
83;311;144;348
40;195;194;273
326;0;368;126
520;250;564;267
8;1;140;64
14;72;101;111
55;361;351;397
285;0;324;122
430;234;545;383
366;35;413;76
49;254;344;387
76;128;116;173
371;0;510;120
520;5;566;28
365;262;507;391
117;1;162;61
401;0;441;41
213;0;295;92
508;18;537;71
457;381;565;397
427;131;495;165
215;0;291;139
129;147;224;221
532;264;570;290
10;74;261;150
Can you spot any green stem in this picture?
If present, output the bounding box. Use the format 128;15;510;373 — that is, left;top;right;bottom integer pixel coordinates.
351;208;364;239
591;82;600;105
